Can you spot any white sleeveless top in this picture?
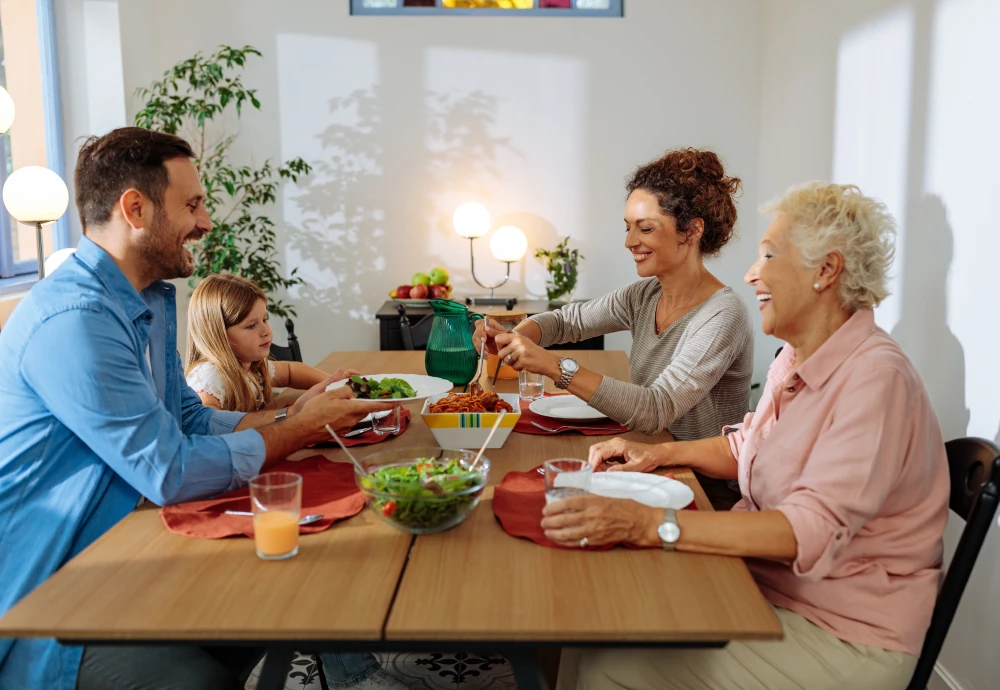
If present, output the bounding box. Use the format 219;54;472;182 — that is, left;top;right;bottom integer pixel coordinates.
187;360;276;410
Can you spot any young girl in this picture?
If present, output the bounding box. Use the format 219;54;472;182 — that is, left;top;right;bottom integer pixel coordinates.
184;274;405;690
185;273;354;411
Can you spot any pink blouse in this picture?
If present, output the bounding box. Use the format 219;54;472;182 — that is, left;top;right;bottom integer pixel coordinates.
726;308;949;656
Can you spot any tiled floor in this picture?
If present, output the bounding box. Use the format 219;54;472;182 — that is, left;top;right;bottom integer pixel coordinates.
247;652;517;690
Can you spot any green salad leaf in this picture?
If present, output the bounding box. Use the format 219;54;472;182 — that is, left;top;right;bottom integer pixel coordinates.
348;375;416;399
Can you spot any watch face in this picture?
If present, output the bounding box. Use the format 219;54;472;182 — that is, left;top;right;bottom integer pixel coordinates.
562;358;579;373
658;521;680;543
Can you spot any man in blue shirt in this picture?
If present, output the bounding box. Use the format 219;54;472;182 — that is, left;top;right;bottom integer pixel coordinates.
0;127;393;689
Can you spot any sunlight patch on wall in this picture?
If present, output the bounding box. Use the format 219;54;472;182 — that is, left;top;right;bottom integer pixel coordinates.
275;35;381;332
923;0;1000;441
832;3;914;333
423;47;587;300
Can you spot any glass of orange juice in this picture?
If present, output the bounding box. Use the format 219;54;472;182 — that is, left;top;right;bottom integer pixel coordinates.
250;472;302;560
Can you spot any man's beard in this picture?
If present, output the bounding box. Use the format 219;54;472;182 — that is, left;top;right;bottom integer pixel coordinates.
137;210;195;283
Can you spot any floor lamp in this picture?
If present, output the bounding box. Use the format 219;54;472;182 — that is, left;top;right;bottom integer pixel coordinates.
2;166;70;279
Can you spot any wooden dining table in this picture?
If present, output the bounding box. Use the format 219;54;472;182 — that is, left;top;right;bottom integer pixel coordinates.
0;350;781;690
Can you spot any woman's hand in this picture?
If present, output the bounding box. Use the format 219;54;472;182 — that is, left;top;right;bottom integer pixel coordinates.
473;319;507;355
495;332;560;379
588;438;669;473
541;495;662;548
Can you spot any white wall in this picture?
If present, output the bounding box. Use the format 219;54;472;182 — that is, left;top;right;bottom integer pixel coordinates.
760;1;1000;688
57;0;764;362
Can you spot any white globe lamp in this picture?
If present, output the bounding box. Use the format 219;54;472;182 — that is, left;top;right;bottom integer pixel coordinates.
2;166;70;278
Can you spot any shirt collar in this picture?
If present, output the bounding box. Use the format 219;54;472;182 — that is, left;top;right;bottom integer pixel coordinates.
74;236;153;323
794;308;875;389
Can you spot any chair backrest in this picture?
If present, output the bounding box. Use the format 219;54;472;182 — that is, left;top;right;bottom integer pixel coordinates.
269;318;303;363
397;304;415;351
906;437;1000;690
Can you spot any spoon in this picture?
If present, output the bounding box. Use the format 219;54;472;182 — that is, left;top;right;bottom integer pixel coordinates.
325;424;368;475
225;511;324;525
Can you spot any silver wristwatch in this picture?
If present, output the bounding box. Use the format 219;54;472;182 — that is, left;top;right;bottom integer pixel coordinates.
555;357;579;389
657;509;680;551
274;407;288;422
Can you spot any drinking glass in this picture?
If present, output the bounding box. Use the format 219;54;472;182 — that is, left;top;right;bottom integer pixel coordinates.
373;406;402;435
543;458;592;505
250;472;302;561
518;370;545;401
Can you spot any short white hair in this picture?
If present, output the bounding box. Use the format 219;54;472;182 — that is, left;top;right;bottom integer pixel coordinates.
761;182;896;311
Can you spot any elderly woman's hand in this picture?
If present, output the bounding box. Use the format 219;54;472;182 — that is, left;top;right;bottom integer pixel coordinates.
588;438;668;473
541;495;662;548
495;332;560;379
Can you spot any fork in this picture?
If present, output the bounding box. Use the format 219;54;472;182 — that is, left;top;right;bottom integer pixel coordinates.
530;421;623;433
469;337;487;396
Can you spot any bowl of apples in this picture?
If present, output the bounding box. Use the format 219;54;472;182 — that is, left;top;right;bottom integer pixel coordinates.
390;267;452;305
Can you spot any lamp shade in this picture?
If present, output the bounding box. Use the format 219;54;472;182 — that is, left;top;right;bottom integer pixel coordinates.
0;85;14;134
489;225;528;263
2;166;69;224
453;201;491;239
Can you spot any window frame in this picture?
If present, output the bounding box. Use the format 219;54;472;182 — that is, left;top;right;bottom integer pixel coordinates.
0;0;68;280
350;0;623;18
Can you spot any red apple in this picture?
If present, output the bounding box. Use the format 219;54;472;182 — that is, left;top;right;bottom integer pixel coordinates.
410;283;429;300
396;285;412;299
429;284;448;299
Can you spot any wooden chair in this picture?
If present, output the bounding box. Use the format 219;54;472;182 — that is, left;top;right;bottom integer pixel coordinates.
906;437;1000;690
395;304;432;351
269;318;303;363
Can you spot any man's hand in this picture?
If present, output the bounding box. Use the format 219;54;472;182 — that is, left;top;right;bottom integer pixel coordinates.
288;374;354;417
297;390;396;443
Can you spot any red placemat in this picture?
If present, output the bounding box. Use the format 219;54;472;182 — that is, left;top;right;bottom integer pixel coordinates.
160;456;365;539
492;466;696;550
514;394;628;436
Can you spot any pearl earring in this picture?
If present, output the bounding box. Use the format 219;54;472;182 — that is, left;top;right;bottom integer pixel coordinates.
813;283;821;291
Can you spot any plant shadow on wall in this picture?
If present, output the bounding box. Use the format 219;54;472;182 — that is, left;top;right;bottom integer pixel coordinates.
285;88;515;323
890;195;969;440
134;45;307;318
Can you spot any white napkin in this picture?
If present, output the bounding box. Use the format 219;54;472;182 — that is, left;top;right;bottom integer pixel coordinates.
555;472;694;510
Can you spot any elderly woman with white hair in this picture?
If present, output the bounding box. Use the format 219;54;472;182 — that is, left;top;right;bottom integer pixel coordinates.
544;182;950;690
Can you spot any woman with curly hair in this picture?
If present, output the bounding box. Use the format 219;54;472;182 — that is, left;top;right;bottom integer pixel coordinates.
476;148;754;446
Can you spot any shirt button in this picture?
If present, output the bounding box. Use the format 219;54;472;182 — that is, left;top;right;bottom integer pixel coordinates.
793;374;800;380
786;386;795;392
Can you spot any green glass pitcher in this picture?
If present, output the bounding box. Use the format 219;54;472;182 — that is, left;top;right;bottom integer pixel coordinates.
424;299;483;386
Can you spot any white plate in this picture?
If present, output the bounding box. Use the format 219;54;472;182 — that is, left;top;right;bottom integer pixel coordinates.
325;373;453;403
555;472;694;510
529;395;608;421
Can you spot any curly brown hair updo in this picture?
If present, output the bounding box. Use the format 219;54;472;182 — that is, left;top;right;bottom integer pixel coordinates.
625;148;742;256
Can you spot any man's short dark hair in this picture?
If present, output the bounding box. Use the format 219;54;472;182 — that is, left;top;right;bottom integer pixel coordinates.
74;127;195;232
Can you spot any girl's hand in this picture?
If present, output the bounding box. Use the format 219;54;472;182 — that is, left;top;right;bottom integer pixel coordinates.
495;332;560;378
328;368;361;382
588;438;668;473
541;495;662;548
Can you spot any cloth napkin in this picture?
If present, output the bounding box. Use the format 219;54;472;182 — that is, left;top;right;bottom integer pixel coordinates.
492;466;696;550
513;394;628;436
314;409;412;448
160;456;365;539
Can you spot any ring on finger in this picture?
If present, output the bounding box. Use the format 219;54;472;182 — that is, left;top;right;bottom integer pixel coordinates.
579;537;589;549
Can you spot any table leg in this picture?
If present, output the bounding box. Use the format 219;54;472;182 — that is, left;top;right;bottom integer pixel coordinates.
257;646;294;690
505;648;550;690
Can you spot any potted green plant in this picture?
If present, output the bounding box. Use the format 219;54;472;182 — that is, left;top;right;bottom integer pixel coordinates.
133;45;309;318
535;237;584;305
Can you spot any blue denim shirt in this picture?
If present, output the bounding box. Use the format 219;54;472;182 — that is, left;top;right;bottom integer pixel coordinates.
0;237;266;689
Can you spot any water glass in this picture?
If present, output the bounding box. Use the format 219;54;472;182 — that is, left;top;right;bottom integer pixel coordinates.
373;406;402;435
543;458;592;505
518;370;545;401
250;472;302;561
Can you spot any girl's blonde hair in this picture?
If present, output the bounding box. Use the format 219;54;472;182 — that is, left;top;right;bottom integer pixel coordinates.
185;274;273;412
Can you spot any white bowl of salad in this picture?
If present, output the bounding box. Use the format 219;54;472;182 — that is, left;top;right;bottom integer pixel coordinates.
354;446;490;534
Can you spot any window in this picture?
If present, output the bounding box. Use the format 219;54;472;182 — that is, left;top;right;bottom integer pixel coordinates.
0;0;67;281
350;0;622;17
